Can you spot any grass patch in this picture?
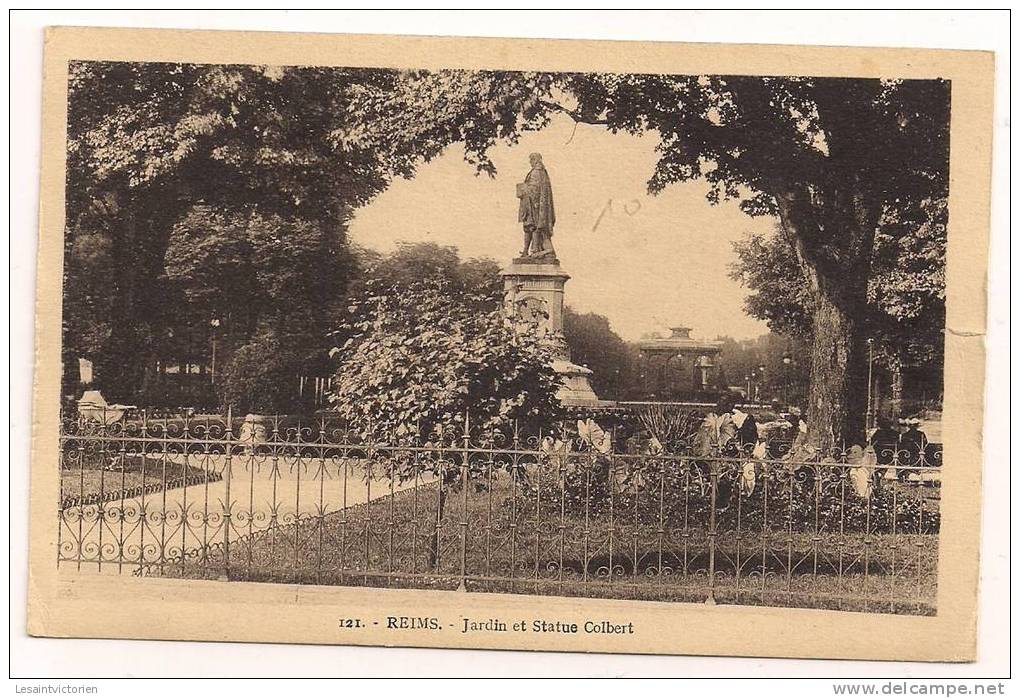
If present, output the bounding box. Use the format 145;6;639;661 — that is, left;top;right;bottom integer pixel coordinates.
60;453;220;507
149;471;938;615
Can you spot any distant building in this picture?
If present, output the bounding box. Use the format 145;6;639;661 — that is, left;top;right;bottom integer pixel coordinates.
634;326;723;401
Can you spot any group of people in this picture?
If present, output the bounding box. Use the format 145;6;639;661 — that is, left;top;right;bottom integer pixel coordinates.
696;395;933;498
704;395;930;463
692;396;929;504
868;415;932;473
698;394;808;458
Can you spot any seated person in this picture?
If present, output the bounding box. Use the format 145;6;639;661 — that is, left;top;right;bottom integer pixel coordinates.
731;403;759;453
898;418;929;471
869;415;900;488
869;415;900;466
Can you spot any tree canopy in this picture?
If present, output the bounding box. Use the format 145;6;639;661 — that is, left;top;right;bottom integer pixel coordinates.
63;62;409;404
731;196;946;371
64;62;950;445
346;241;502;304
562;307;638;400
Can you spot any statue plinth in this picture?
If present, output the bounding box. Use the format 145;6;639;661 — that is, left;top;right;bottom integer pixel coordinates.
552;359;600;407
500;259;600;407
501;260;571;336
512;255;559;266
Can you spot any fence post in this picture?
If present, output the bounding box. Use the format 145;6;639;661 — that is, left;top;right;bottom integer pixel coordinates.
457;410;470;592
221;406;232;581
705;456;718;605
56;412;65;569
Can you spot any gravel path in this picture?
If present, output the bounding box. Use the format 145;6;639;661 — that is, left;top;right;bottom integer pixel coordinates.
57;454;433;575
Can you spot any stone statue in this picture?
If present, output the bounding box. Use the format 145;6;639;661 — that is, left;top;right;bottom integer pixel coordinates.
516;152;557;260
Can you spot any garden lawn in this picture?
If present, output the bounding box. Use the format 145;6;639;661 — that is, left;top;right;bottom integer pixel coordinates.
61;453;219;506
152;472;939;615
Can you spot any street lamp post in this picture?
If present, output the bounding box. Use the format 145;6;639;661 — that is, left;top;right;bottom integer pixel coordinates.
782;353;792;407
865;338;875;431
210;318;221;385
757;363;766;403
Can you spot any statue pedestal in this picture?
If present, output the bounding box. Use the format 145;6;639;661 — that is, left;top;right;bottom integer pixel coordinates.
501;259;600;407
552;359;600;407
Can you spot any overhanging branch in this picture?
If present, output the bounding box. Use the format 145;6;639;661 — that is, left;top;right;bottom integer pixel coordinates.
538;99;609;126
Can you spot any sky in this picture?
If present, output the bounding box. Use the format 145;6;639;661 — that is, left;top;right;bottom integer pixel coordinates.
348;115;774;342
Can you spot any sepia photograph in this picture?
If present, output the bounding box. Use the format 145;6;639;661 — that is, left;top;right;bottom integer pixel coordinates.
19;18;1000;672
55;59;950;615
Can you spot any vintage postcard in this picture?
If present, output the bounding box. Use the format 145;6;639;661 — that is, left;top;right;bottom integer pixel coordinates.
27;26;994;661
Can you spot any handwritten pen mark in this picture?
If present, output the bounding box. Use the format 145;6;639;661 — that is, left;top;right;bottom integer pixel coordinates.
591;198;643;232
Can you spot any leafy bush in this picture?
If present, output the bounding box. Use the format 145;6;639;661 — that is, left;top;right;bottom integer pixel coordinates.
219;331;306;415
329;276;563;480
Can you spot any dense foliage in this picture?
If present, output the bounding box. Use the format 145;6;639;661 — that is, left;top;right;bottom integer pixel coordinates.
64;62;949;443
346;241;503;303
328;275;562;454
218;330;310;416
561;307;638;399
731;197;946;372
715;333;811;405
63;62;398;405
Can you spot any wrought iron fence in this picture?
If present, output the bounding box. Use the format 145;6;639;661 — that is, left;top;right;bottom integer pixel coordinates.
57;410;941;615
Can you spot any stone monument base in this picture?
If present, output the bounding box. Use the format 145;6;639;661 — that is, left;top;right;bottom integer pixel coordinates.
512;255;559;266
500;259;602;408
552;358;601;407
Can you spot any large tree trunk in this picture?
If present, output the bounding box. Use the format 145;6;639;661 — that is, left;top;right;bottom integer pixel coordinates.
776;185;877;454
805;280;870;453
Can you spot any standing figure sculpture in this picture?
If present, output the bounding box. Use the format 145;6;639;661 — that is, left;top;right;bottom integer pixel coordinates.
516;152;557;259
